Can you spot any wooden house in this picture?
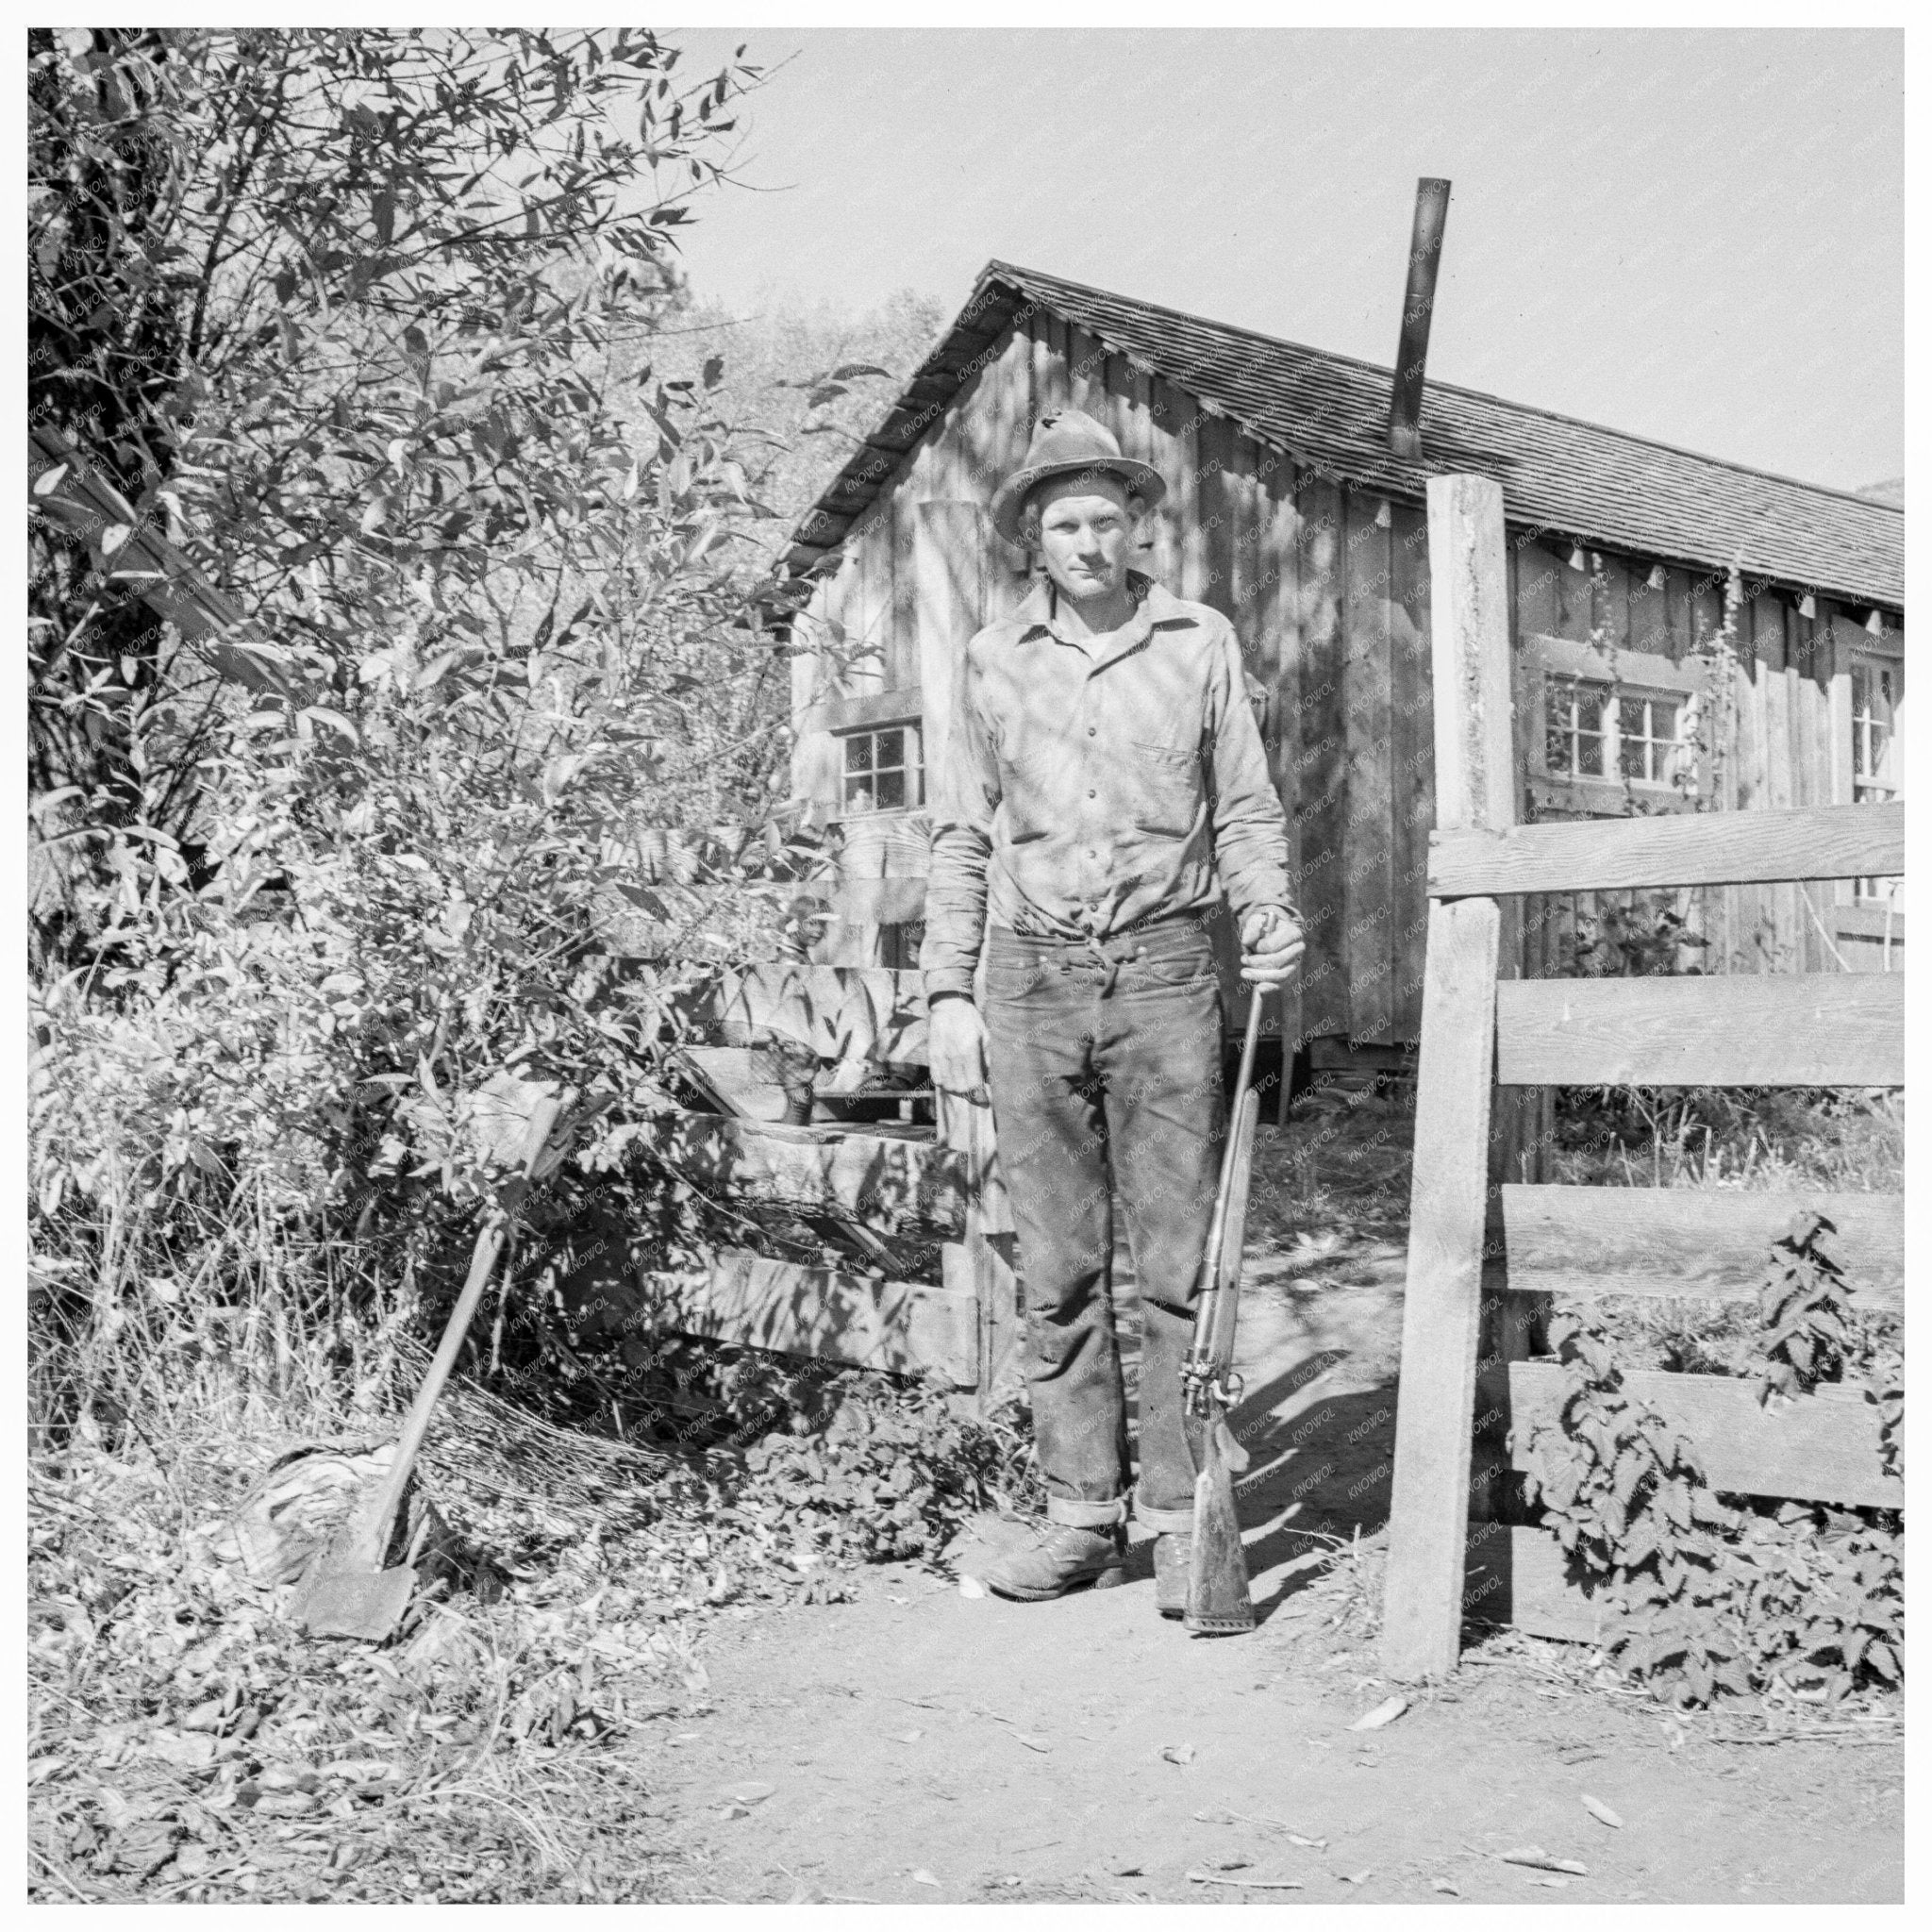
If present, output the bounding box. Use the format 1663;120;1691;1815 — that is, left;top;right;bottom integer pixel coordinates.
778;261;1906;1065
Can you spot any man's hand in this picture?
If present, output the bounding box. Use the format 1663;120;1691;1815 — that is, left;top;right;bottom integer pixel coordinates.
926;993;991;1104
1239;906;1306;988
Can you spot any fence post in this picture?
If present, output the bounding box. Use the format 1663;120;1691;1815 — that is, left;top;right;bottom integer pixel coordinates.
1380;474;1515;1679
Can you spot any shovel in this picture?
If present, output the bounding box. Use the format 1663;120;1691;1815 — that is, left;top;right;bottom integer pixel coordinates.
290;1090;565;1640
1181;992;1265;1636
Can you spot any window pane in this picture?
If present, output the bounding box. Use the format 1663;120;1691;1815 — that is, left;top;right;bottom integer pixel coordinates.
874;727;903;769
1617;697;1647;781
844;735;873;774
1545;681;1606;777
874;768;906;810
1575;685;1606;777
843;777;874;813
1544;687;1575;774
1616;694;1679;782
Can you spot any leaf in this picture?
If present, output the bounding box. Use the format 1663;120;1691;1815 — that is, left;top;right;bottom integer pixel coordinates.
145;1729;217;1770
911;1869;941;1887
1188;1872;1304;1890
1161;1742;1196;1765
827;362;891;382
298;706;359;744
1580;1793;1624;1828
1347;1694;1408;1731
1501;1847;1587;1875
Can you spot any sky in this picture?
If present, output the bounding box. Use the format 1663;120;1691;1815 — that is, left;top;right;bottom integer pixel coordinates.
653;27;1902;494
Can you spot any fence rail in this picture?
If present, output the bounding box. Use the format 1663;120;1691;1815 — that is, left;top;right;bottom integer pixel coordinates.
1494;974;1905;1086
1380;473;1906;1681
1429;801;1905;898
1499;1184;1905;1311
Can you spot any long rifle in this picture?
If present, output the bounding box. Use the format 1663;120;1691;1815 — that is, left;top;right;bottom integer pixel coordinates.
1180;992;1265;1635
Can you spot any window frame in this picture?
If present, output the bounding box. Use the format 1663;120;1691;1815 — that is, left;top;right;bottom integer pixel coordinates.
1842;637;1904;909
835;719;925;819
1521;635;1709;819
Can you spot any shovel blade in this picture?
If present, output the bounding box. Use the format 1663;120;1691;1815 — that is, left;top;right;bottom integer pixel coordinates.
1184;1433;1255;1637
289;1559;418;1641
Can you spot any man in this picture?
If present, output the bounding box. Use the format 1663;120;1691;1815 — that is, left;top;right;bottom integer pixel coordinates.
922;407;1304;1613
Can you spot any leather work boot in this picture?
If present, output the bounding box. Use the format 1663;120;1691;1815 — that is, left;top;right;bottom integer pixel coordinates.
1154;1531;1193;1620
978;1522;1127;1603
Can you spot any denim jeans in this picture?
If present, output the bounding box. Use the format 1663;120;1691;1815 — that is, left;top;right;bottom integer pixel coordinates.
984;914;1226;1532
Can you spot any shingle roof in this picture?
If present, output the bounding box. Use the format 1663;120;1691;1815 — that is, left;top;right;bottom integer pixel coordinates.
786;259;1903;613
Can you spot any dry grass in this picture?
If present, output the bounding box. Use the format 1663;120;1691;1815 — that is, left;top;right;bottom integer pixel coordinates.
1549;1086;1905;1197
27;1166;1025;1904
1250;1076;1418;1252
25;1353;767;1905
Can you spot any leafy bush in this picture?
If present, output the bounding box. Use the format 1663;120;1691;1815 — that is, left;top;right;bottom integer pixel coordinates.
1523;1216;1903;1709
739;1380;1040;1571
25;27;956;1476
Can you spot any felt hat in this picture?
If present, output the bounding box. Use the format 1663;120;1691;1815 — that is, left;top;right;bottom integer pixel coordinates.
989;407;1166;546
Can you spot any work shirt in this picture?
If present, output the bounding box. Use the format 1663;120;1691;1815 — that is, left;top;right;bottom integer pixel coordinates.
921;570;1294;1001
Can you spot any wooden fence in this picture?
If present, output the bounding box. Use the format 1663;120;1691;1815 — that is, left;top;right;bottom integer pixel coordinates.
1379;475;1906;1679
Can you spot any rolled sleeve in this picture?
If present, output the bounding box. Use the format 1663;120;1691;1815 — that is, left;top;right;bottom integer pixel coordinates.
919;639;998;1000
1205;621;1295;922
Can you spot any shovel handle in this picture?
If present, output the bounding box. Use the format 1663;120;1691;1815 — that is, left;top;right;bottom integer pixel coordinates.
354;1093;562;1551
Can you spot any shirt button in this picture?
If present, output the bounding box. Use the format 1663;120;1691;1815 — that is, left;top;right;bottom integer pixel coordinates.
1088;789;1097;799
1087;726;1096;737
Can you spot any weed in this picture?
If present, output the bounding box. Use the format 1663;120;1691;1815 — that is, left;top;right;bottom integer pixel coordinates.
1522;1220;1903;1710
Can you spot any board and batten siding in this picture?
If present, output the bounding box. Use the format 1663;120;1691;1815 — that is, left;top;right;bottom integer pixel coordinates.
791;305;1902;1036
1512;542;1906;984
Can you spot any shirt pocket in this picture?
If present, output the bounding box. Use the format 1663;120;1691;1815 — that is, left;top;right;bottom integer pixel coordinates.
1122;736;1202;838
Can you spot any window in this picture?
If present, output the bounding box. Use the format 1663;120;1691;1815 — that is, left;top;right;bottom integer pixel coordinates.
1850;659;1903;905
1544;678;1610;779
1617;693;1683;784
1539;670;1690;798
1852;662;1900;805
841;724;922;815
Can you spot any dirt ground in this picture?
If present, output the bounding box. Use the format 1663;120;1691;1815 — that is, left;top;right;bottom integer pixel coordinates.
627;1098;1906;1906
30;1088;1902;1906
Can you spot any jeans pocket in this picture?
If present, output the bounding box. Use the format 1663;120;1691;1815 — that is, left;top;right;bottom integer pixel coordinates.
1128;929;1217;990
986;949;1055;1004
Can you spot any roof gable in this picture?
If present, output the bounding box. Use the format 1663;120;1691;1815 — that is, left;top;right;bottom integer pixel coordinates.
787;260;1902;612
